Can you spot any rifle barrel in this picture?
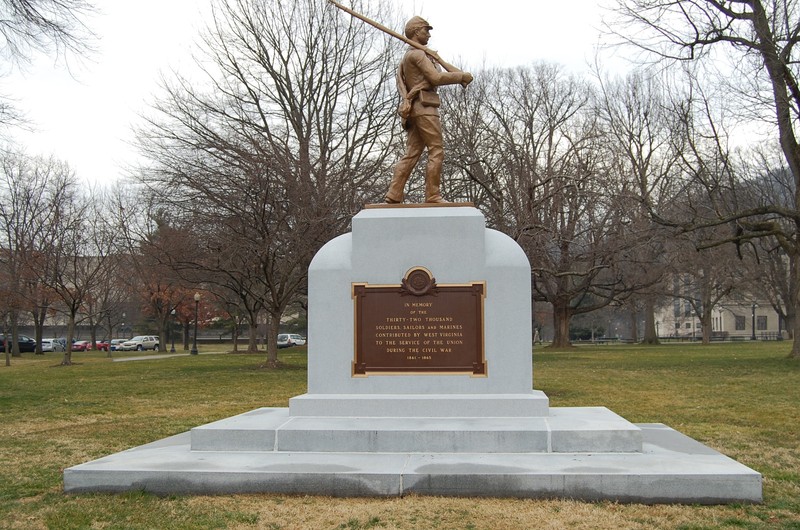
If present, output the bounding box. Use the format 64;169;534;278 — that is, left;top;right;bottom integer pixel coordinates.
327;0;462;74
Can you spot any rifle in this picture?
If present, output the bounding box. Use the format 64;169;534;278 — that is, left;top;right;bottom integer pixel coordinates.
327;0;463;74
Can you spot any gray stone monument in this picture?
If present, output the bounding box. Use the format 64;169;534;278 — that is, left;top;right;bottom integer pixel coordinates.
64;206;762;503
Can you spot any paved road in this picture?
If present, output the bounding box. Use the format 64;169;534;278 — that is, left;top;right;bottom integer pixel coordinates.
112;352;211;362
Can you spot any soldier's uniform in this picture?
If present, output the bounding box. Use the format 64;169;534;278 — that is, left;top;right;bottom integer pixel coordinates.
385;17;469;204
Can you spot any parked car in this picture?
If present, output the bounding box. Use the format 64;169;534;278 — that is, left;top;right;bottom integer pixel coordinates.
41;338;65;352
109;339;127;351
94;340;110;351
71;340;91;351
120;336;159;351
1;334;37;353
277;333;306;348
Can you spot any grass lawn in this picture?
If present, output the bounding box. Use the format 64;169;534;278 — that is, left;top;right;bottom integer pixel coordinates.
0;342;798;529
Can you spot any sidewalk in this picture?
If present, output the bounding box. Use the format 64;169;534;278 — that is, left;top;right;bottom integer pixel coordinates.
112;352;212;362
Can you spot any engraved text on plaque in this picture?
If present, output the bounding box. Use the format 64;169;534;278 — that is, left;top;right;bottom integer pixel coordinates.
352;267;486;376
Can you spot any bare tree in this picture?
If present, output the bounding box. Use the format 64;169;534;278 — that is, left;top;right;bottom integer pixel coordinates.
44;190;115;365
0;0;95;129
609;0;800;357
1;267;12;365
734;146;799;336
594;69;689;343
0;0;94;62
444;63;658;347
135;0;401;366
441;67;516;230
0;150;75;358
743;235;795;337
82;247;124;351
664;228;743;343
109;190;193;354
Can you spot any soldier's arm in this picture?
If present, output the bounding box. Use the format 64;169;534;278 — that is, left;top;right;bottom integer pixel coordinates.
410;50;471;87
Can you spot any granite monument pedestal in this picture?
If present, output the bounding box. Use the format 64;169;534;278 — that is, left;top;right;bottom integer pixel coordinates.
64;206;761;503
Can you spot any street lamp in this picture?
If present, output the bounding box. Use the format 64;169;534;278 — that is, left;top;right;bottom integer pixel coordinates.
751;303;758;341
170;308;176;353
191;293;200;355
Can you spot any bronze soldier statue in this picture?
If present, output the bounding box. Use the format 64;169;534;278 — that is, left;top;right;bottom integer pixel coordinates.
385;17;473;204
326;3;473;204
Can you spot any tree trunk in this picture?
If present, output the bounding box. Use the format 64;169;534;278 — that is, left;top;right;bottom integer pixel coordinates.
232;323;239;352
642;298;659;344
157;313;167;352
246;310;259;353
33;307;45;355
783;311;795;340
263;311;281;367
791;305;800;356
791;244;800;358
3;320;10;366
629;309;639;343
550;303;573;348
10;311;21;357
701;311;713;345
61;314;76;366
786;252;798;341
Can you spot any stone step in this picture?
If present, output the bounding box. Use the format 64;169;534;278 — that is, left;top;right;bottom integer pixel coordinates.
288;392;550;418
190;406;642;454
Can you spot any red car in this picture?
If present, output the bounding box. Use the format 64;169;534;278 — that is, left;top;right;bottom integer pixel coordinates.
94;340;110;351
71;340;91;351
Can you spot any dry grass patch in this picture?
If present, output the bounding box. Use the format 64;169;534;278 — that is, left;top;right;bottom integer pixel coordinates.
182;495;771;530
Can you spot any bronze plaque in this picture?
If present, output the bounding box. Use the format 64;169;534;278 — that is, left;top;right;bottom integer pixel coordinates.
352;267;486;376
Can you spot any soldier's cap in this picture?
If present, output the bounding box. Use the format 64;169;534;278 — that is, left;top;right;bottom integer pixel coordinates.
405;16;432;37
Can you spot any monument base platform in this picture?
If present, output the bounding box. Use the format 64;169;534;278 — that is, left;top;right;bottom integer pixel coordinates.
63;407;761;504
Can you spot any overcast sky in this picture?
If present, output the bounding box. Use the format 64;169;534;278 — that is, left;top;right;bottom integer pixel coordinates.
3;0;617;186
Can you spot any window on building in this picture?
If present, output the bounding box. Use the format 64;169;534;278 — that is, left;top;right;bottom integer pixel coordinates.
674;323;680;329
696;322;702;328
757;315;767;330
735;315;746;331
685;322;691;329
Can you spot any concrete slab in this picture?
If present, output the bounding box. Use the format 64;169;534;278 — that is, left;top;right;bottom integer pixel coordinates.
64;433;406;496
63;424;761;503
402;425;762;503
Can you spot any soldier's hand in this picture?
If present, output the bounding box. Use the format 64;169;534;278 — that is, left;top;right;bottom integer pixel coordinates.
460;72;474;88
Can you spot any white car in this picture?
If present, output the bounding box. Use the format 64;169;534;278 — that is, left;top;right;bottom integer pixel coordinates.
120;335;159;351
277;333;306;348
41;338;65;352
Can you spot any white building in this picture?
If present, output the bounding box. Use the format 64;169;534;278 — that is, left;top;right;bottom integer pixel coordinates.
655;298;783;340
